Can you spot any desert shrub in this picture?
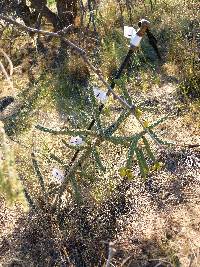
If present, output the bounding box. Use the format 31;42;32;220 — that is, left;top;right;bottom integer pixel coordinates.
0;122;24;204
147;0;200;99
0;0;199;266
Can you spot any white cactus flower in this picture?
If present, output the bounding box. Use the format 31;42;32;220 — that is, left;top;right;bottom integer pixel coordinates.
93;87;107;104
130;33;142;47
52;168;64;182
124;26;136;39
124;26;142;46
69;136;85;146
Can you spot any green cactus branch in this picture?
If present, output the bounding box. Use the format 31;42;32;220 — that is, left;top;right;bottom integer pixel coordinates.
36;124;99;138
0;15;171;209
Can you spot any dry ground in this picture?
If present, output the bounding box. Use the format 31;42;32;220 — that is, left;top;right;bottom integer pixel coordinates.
102;78;199;266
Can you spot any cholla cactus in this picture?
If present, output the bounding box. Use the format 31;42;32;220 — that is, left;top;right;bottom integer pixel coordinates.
35;85;168;209
0;17;168;210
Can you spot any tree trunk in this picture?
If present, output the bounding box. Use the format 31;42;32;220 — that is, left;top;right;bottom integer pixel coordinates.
56;0;78;26
30;0;62;30
16;0;38;27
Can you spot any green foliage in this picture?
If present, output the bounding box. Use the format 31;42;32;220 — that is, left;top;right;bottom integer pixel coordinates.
31;153;47;201
3;74;51;137
23;187;36;209
126;136;139;169
47;0;55;6
142;136;156;161
0;124;24;204
92;147;106;173
70;175;83;204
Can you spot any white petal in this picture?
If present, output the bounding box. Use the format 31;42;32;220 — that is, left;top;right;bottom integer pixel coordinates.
124;26;136;39
69;136;85;146
93;87;108;103
93;87;101;96
130;33;142;47
52;168;64;182
98;91;107;103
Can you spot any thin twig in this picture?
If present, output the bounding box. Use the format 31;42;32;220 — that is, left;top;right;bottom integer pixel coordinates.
106;242;117;267
0;48;14;76
0;60;13;90
0;15;85;54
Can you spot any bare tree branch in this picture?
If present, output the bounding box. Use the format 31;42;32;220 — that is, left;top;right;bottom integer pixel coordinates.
56;0;78;26
0;15;80;52
0;48;14;76
30;0;62;30
106;242;116;267
0;61;13;90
